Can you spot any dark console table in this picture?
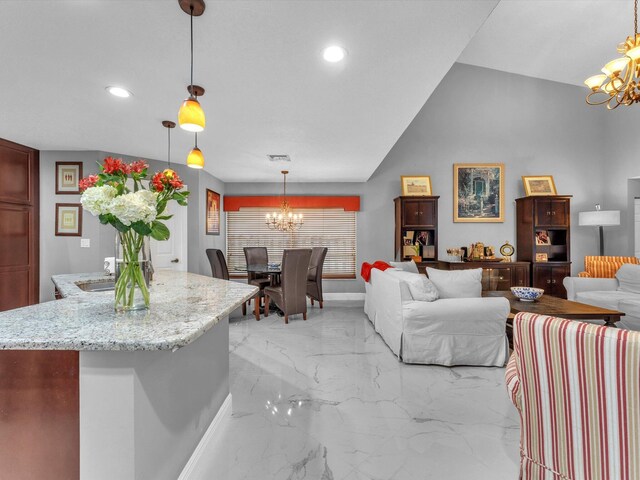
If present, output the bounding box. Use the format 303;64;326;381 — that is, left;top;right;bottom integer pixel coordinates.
435;260;530;291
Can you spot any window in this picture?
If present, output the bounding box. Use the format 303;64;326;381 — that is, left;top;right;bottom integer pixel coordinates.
226;208;356;278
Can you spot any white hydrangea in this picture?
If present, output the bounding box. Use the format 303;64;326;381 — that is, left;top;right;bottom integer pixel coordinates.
81;185;117;216
107;190;158;226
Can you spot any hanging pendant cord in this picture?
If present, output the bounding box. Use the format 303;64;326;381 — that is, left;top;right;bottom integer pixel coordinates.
195;132;198;148
635;0;638;35
167;127;171;167
190;5;194;95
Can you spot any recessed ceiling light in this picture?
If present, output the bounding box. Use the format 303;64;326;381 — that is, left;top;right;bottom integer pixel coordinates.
323;45;347;63
106;86;132;98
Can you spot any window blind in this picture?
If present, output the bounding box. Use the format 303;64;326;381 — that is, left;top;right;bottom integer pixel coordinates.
226;208;356;278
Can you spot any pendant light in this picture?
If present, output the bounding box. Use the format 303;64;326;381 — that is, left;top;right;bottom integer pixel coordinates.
161;120;176;167
178;0;206;132
187;132;205;169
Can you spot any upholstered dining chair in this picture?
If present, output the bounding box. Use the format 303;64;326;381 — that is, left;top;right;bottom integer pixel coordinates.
243;247;271;318
306;247;328;308
207;248;250;316
506;311;640;480
264;249;312;324
206;249;229;280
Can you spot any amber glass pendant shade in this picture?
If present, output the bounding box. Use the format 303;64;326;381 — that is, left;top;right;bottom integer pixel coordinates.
187;147;205;169
178;97;206;132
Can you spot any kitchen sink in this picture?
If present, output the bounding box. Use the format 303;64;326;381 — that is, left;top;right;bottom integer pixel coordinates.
76;279;115;292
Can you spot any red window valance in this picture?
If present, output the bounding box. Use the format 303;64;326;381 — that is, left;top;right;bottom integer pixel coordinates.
223;196;360;212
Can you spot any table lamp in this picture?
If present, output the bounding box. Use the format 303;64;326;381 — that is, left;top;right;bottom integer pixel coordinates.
578;204;620;256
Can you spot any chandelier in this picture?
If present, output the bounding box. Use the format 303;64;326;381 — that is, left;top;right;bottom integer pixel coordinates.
265;171;304;232
584;0;640;109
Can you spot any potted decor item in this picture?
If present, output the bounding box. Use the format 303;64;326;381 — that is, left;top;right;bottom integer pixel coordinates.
80;157;189;311
411;243;422;263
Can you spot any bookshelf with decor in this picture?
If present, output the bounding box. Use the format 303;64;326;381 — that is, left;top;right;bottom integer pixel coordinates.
394;196;439;271
515;195;572;298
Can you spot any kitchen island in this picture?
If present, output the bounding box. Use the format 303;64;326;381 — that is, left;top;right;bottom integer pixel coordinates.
0;271;257;480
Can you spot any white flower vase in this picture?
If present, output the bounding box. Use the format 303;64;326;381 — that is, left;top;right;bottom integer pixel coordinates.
115;232;151;311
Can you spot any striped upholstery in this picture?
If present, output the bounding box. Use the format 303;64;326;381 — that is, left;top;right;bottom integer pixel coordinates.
578;256;640;278
507;312;640;480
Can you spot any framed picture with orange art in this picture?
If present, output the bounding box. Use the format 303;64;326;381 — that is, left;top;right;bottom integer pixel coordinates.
522;175;557;196
55;162;83;194
205;189;220;235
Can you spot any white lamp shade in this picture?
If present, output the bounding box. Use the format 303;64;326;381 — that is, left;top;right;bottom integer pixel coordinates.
578;210;620;226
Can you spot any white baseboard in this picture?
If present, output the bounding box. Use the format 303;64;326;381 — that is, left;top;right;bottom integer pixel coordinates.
323;292;365;301
178;394;232;480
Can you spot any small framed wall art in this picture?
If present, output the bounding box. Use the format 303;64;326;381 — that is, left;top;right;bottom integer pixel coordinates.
535;253;549;262
401;176;432;196
522;175;557;196
205;189;220;235
55;203;82;236
453;163;504;222
55;162;83;194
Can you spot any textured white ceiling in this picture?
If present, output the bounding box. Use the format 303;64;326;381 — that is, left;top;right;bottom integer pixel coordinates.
458;0;640;87
0;0;498;182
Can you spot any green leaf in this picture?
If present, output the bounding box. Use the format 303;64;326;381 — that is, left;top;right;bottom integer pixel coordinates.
156;214;173;220
131;221;152;236
150;221;170;241
98;214;110;225
113;218;130;233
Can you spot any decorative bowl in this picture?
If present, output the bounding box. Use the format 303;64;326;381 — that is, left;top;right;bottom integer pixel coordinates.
510;286;545;302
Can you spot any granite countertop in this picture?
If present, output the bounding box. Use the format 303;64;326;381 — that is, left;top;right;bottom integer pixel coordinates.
0;271;258;352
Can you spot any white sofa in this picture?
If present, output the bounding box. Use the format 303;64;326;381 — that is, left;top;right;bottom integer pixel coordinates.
364;267;510;366
564;264;640;331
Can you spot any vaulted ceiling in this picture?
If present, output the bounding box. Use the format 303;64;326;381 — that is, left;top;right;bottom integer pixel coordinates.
0;1;635;182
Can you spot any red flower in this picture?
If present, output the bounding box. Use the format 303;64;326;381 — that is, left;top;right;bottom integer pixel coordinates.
151;172;164;192
79;175;99;192
130;160;148;174
169;178;184;189
102;156;128;175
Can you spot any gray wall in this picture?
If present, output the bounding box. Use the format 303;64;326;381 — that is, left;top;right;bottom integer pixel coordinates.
39;151;224;301
226;63;609;292
601;107;640;255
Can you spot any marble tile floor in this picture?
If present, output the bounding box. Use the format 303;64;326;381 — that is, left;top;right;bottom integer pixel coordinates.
190;302;520;480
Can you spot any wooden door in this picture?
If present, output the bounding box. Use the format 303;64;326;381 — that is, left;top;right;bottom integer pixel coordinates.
549;199;569;226
551;265;570;298
0;138;38;311
534;199;552;226
533;265;553;294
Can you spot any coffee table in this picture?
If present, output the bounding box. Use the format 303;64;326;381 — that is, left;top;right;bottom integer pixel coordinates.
485;291;624;327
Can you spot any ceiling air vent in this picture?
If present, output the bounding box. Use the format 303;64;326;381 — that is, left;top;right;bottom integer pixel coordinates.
267;154;291;162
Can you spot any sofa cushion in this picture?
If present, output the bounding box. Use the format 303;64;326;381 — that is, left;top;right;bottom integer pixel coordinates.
386;269;439;302
616;264;640;294
575;290;640;311
388;261;420;274
617;299;640;331
426;267;482;299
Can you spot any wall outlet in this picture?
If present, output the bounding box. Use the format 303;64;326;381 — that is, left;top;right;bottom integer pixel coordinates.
80;238;91;248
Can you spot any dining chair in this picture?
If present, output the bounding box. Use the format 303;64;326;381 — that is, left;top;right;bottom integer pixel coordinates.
243;247;271;318
206;248;250;316
206;249;229;280
306;247;328;308
264;249;312;324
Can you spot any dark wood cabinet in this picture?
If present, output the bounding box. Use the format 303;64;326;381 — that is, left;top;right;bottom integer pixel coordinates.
516;196;572;298
394;196;439;263
436;261;530;291
533;264;571;298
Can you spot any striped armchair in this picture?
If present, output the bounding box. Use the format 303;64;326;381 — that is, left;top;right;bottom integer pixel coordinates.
578;255;639;278
506;312;640;480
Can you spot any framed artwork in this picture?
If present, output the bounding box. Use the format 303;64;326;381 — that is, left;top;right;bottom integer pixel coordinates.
55;162;83;194
453;163;504;222
401;176;432;196
522;175;557;196
55;203;82;236
535;253;549;262
535;230;551;245
205;189;220;235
